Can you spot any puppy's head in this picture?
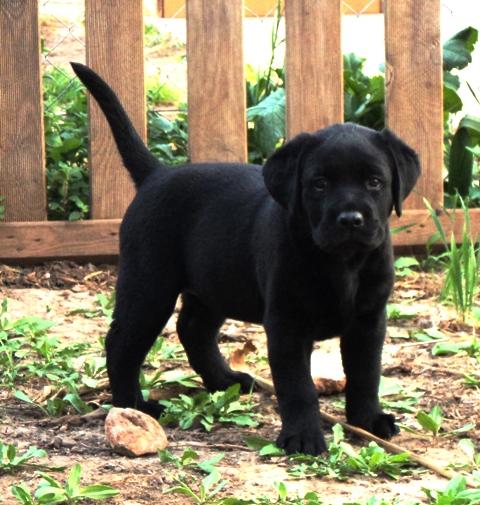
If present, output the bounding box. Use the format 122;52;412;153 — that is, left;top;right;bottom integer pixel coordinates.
263;123;420;254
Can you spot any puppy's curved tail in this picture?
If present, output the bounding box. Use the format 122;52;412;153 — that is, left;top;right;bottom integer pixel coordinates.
71;62;165;188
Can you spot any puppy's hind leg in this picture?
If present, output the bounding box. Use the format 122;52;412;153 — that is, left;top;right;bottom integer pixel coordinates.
177;293;255;393
106;271;179;418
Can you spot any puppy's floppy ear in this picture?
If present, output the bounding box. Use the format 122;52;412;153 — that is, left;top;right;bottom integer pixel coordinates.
380;128;421;217
263;133;314;207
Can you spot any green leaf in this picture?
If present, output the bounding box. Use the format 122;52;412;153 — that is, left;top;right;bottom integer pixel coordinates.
247;88;285;157
416;406;443;436
77;484;119;499
443;27;479;71
11;484;35;505
448;127;473;197
66;463;82;496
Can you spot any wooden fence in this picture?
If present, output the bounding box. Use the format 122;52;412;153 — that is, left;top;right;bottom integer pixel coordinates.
0;0;469;261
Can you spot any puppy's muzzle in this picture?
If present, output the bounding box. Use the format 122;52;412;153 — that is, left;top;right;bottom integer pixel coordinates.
336;211;365;229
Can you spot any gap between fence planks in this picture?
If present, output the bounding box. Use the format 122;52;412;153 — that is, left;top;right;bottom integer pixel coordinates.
85;0;145;219
186;0;247;163
0;0;46;222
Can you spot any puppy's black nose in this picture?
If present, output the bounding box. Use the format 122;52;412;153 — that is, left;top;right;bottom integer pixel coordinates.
337;211;364;228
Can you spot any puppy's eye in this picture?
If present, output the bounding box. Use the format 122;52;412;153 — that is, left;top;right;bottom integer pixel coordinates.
313;177;327;191
366;177;382;191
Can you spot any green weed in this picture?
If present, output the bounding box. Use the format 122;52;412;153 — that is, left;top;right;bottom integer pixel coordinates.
423;474;480;505
289;424;412;481
11;463;119;504
394;257;420;277
159;448;225;475
386;304;417;321
378;378;423;414
221;482;324;505
166;469;227;505
425;196;480;320
0;299;104;415
246;424;413;481
416;406;444;436
68;292;115;322
431;338;480;359
159;383;258;431
414;406;475;438
0;442;62;474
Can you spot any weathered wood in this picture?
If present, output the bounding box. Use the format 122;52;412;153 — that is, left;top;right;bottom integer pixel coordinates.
385;0;443;210
2;210;480;260
186;0;247;162
85;0;145;219
0;220;120;260
0;0;46;222
159;0;381;17
285;0;343;138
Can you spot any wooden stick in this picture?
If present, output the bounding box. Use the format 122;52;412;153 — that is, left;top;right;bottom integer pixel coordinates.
253;375;476;486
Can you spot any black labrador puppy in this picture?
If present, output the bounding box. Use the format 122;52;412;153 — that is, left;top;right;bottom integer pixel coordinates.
72;63;420;455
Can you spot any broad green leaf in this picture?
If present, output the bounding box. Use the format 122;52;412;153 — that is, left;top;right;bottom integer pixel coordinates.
443;27;479;71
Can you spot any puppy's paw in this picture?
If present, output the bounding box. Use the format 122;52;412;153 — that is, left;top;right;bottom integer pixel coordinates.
276;426;327;455
204;371;256;394
136;399;165;420
348;411;399;440
372;412;399;439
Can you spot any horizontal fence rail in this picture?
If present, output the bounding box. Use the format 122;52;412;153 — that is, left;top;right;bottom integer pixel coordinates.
0;0;461;262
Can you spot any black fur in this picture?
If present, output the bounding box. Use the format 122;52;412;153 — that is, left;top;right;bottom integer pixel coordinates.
72;63;420;455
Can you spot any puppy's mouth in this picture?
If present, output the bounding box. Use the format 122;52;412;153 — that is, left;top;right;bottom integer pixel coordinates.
312;224;385;253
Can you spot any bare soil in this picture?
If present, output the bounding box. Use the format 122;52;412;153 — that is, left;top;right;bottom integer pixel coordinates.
0;262;479;504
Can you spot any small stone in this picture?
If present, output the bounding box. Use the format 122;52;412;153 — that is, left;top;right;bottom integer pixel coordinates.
105;407;168;457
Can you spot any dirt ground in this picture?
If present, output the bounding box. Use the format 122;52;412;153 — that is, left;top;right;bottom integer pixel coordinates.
0;262;479;504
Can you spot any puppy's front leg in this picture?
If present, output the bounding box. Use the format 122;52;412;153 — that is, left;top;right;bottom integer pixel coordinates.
340;311;398;439
265;319;326;455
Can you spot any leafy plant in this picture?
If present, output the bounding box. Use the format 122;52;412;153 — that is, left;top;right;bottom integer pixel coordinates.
378;378;423;414
386;304;417;321
343;53;385;130
159;448;225;475
43;67;89;221
416;406;443;437
0;195;5;220
159;383;258;431
425;196;480;320
146;335;185;364
0;299;104;415
147;109;188;165
0;442;57;474
431;338;479;359
442;27;480;202
167;469;227;505
247;424;413;481
68;292;115;322
221;481;324;505
423;475;480;505
11;463;119;504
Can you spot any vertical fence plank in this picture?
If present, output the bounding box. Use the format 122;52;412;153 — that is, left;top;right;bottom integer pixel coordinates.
385;0;443;209
285;0;343;138
187;0;246;162
86;0;145;219
0;0;46;222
